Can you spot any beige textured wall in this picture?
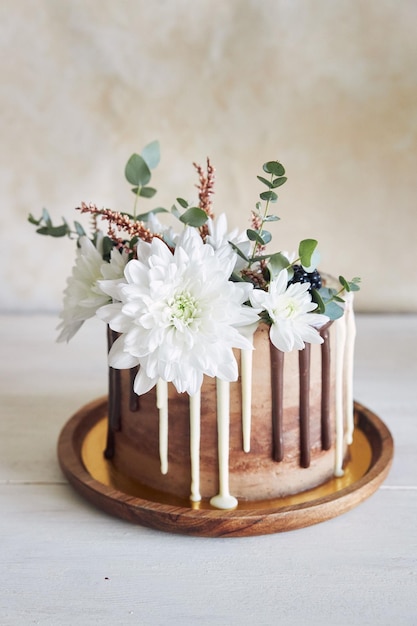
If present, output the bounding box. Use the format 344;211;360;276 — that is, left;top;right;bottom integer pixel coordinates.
1;0;416;313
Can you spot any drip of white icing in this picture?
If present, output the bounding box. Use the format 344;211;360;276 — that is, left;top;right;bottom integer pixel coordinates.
334;315;347;477
189;391;202;502
240;322;257;453
210;378;238;510
156;379;169;475
344;294;356;444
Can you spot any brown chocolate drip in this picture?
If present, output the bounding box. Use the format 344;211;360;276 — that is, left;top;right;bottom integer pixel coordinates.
129;366;140;412
105;327;121;459
269;342;284;462
320;327;331;450
299;344;311;468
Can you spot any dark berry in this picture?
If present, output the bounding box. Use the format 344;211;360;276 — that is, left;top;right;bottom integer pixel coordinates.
288;264;322;291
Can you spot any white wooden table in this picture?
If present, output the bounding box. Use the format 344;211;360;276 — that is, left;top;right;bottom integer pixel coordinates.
1;314;416;625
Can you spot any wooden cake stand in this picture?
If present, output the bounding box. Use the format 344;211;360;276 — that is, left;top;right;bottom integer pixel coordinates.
57;400;393;537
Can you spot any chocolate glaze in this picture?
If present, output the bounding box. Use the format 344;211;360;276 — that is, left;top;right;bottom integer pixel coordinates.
299;344;311;468
269;325;333;467
104;327;122;459
129;366;140;412
269;344;284;461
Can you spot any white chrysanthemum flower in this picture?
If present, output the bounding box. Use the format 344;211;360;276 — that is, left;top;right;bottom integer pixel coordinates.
98;228;259;396
206;213;251;271
249;268;329;352
57;235;128;342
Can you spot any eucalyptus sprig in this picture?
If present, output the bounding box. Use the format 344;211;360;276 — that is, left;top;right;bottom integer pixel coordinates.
28;208;86;239
124;140;168;221
312;276;361;319
247;160;287;266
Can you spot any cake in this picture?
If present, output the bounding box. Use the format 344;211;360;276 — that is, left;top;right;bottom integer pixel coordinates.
29;141;360;511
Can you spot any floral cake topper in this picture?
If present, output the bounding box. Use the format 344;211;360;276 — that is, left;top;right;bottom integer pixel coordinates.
29;141;360;396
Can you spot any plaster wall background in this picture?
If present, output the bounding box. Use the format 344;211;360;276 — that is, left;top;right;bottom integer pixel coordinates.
1;0;416;314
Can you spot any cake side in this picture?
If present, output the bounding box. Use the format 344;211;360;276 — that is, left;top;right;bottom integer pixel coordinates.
108;313;353;504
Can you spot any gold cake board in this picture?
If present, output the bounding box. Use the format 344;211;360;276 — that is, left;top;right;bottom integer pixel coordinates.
57;399;393;537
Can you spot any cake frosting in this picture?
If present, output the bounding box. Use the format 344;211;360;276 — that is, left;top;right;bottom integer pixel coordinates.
104;290;356;508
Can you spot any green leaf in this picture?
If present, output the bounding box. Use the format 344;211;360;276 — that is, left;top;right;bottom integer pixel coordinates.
339;275;350;292
125;153;151;187
171;204;181;219
228;241;250;262
324;301;345;320
299;239;318;268
268;252;290;279
247;229;264;244
259;190;278;203
28;213;42;226
176;197;189;209
263;214;280;222
246;229;271;246
179;207;208;227
74;221;86;237
263;161;285;176
255;202;262;212
102;236;114;262
257;175;273;188
271;176;287;188
261;230;272;244
37;224;68;237
136;207;168;221
141;140;160;170
42;208;52;227
349;282;361;292
139;186;157;199
311;288;326;314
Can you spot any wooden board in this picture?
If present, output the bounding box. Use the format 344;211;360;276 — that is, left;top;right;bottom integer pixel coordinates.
57;399;393;537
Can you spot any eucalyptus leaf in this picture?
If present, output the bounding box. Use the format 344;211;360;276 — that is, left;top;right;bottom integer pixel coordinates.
28;213;42;226
311;288;325;314
38;224;68;237
74;221;86;237
268;252;290;279
141;140;160;170
259;190;278;203
271;176;287;188
257;175;273;188
246;229;265;244
299;239;318;268
263;214;280;222
125;153;151;187
263;161;285;176
136;207;168;221
139;186;157;199
171;204;181;219
176;197;189;209
339;275;350;292
102;236;114;262
324;301;345;320
179;207;208;227
42;208;52;227
228;241;250;262
261;230;272;244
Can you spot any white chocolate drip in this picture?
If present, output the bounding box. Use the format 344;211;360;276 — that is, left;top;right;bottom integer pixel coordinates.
241;348;253;453
334;314;347;477
344;294;356;444
210;378;238;510
156;379;169;475
189;391;202;502
239;323;256;453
